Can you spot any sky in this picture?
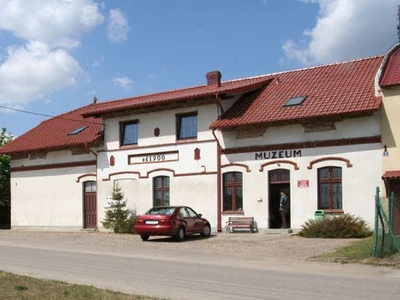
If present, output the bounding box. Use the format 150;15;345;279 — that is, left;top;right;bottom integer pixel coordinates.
0;0;398;137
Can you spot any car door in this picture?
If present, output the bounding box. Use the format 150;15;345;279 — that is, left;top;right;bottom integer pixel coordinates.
179;207;195;234
186;207;204;233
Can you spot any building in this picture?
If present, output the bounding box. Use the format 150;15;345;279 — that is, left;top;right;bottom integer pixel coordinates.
0;56;385;232
378;43;400;234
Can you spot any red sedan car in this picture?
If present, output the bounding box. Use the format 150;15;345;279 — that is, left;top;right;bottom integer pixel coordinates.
134;206;211;241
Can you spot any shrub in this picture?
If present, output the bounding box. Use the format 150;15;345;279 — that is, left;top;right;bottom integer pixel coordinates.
298;213;373;238
102;183;136;234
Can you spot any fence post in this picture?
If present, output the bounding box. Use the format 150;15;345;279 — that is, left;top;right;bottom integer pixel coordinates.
372;187;380;257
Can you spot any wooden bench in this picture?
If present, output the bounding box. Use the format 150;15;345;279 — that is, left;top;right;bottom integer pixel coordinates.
225;217;255;233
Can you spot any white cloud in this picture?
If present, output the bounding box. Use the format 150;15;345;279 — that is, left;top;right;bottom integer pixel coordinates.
107;9;131;42
91;55;104;67
0;0;104;48
0;41;81;105
112;76;133;89
283;0;398;65
148;74;157;80
0;0;104;107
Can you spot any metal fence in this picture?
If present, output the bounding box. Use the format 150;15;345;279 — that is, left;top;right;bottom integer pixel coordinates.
372;187;400;257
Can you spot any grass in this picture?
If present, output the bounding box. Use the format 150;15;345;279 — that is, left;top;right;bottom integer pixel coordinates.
315;236;400;268
0;271;167;300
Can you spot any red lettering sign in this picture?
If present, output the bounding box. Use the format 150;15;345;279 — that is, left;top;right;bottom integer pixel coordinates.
297;180;309;188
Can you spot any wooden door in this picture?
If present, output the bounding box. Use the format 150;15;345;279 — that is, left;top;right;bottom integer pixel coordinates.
84;181;97;229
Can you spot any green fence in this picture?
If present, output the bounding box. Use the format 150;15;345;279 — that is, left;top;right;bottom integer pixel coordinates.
372;187;400;257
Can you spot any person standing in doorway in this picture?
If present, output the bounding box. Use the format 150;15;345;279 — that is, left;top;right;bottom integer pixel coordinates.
279;190;289;228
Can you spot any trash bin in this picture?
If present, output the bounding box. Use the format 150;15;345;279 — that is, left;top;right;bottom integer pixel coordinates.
314;210;325;220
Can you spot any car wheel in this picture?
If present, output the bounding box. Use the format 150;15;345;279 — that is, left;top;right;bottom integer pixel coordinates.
140;235;150;241
174;227;185;241
201;224;211;237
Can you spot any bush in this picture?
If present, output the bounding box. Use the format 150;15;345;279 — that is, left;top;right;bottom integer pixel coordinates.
298;213;373;238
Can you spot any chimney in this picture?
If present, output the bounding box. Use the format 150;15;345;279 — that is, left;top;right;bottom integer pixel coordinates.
93;96;97;104
206;71;222;87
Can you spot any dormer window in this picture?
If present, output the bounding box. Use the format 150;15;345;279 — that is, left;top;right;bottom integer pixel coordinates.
68;126;88;135
283;96;307;107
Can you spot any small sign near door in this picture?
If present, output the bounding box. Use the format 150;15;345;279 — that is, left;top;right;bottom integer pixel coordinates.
297;180;309;188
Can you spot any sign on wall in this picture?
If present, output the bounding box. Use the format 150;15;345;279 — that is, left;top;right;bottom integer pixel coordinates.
128;151;179;165
255;149;302;160
297;180;309;188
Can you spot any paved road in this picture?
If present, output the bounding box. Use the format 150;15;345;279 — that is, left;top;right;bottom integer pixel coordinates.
0;237;400;300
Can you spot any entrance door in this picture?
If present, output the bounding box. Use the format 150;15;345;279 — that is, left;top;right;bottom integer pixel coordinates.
268;169;290;229
84;181;97;229
388;179;400;235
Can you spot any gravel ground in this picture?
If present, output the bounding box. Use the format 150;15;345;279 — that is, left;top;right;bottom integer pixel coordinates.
0;230;356;262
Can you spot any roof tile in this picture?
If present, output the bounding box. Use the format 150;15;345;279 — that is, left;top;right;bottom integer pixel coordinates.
380;44;400;87
211;56;383;129
0;104;103;154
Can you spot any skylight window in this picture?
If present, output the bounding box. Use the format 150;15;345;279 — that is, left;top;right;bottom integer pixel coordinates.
68;126;88;136
283;96;307;107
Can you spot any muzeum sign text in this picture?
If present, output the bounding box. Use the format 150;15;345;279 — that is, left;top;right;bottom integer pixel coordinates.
255;149;302;160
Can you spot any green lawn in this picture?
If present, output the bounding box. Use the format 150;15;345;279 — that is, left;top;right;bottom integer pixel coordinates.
0;271;168;300
315;237;400;268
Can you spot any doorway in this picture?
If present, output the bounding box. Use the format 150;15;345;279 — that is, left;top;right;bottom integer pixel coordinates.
268;169;290;229
387;179;400;235
83;181;97;229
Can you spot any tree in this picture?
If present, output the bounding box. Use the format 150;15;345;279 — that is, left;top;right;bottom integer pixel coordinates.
101;183;133;233
0;128;12;207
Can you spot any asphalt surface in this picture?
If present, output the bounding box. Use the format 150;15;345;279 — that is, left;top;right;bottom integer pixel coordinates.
0;233;400;300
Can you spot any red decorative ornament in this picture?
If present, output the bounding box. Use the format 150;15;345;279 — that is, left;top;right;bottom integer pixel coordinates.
154;127;160;137
110;155;115;167
194;148;201;160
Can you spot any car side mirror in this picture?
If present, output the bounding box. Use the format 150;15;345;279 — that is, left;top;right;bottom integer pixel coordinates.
198;214;202;218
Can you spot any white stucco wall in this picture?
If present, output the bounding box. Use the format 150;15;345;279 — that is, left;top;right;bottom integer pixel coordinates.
218;115;382;229
221;143;382;229
96;104;219;230
11;165;96;230
10;150;97;230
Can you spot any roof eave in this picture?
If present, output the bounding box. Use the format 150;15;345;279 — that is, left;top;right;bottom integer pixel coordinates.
210;109;380;131
0;135;103;156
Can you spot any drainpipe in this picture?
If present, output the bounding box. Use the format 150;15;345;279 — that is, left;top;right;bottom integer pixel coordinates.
214;92;224;115
212;128;222;232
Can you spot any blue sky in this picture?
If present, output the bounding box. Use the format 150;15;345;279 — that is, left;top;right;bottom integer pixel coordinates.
0;0;398;137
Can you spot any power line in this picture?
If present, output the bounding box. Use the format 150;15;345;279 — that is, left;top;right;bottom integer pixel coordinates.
0;105;104;126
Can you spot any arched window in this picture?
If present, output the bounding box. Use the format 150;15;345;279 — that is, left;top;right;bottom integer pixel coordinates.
223;172;243;212
318;167;342;210
153;176;170;206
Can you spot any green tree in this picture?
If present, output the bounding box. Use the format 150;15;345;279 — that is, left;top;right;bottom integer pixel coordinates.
101;183;133;233
0;128;12;207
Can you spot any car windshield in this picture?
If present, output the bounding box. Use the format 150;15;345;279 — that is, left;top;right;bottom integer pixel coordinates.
147;207;176;216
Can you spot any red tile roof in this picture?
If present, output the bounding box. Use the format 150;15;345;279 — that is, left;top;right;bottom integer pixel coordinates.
0;104;103;154
382;170;400;179
211;56;383;129
82;77;272;117
379;44;400;87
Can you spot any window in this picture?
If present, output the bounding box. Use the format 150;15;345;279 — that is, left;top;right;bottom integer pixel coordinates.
283;96;307;107
84;181;96;192
153;176;170;206
177;112;197;139
318;167;342;210
223;172;243;212
68;126;88;136
120;121;138;146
